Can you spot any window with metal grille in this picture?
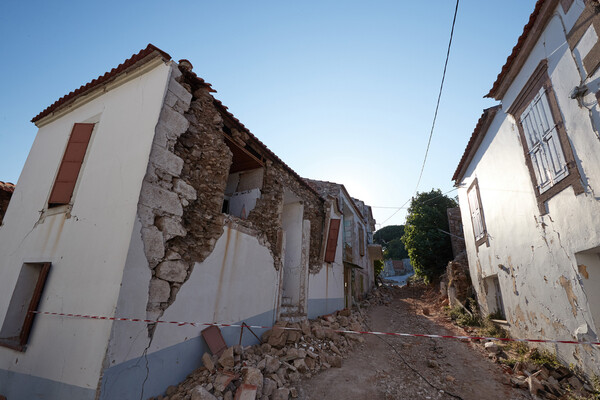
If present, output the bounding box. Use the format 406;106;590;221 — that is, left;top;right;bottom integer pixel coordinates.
520;88;568;194
48;123;94;207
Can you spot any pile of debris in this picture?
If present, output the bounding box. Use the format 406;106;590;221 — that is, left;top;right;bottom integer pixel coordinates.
484;342;597;399
148;309;366;400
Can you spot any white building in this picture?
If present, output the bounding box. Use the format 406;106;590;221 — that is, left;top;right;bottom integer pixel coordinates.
305;180;381;315
0;45;372;399
453;0;600;375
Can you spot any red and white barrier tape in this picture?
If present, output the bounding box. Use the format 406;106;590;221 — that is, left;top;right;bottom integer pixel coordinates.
32;311;600;346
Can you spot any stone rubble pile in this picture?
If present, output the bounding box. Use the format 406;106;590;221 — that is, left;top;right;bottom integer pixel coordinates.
485;344;596;399
147;309;367;400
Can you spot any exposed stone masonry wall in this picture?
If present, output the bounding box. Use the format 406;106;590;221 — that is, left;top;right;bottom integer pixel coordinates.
137;62;326;330
0;188;13;226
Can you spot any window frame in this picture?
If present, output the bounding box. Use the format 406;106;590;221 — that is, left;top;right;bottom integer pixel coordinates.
467;178;488;249
48;123;95;208
507;60;584;214
0;262;51;352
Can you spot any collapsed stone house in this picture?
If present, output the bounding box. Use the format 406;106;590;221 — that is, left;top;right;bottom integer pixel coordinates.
0;181;14;226
453;0;600;376
0;44;379;400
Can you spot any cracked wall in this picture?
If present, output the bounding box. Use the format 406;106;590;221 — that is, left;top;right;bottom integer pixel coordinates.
136;62;325;331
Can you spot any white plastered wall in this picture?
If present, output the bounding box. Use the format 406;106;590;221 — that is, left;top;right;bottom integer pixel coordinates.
458;4;600;374
0;61;172;390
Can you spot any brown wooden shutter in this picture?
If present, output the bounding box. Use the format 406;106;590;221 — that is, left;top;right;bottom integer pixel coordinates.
48;123;94;206
19;262;51;348
324;219;341;263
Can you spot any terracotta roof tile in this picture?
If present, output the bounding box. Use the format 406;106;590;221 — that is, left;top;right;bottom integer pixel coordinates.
486;0;549;99
452;106;501;182
32;44;173;123
0;181;15;193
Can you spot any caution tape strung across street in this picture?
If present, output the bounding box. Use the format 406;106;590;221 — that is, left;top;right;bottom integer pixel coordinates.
32;310;600;347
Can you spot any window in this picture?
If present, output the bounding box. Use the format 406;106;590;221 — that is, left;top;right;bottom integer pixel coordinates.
467;179;487;248
520;87;568;193
358;225;365;257
508;60;583;214
324;219;341;263
0;262;51;351
48;123;94;207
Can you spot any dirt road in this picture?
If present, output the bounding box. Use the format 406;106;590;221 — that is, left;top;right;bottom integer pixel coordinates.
297;285;531;400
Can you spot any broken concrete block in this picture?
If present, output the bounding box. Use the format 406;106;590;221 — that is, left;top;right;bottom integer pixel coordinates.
262;377;277;397
234;384;257;400
484;341;499;354
142;226;165;265
214;371;236;392
272;387;290;400
140;182;183;216
218;347;235;370
190;386;217;400
156;216;187;241
264;355;281;374
149;144;184;177
156;260;188;283
293;358;308;373
242;367;263;393
159;107;190;139
173;178;197;201
202;352;215;373
168;77;193;106
148;278;171;303
137;205;155;227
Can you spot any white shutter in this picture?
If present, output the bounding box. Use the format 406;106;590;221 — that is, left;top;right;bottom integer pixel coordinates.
468;187;484;240
519;88;568;193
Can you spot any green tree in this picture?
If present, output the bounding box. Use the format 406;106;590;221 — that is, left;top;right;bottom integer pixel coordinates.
373;225;404;246
374;225;408;260
383;238;408;260
374;259;384;277
401;189;457;283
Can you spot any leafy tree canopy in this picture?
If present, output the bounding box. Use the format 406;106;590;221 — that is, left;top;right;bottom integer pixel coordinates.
401;189;457;283
374;225;408;260
373;225;404;245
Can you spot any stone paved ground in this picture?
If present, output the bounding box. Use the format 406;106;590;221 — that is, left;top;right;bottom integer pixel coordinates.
297;284;532;400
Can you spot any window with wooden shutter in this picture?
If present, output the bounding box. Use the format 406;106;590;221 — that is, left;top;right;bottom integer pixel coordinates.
48;123;94;207
324;219;341;263
467;179;487;248
0;262;51;351
520;88;568;194
508;60;584;214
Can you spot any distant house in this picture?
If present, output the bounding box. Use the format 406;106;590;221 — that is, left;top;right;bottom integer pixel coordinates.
0;181;14;226
305;180;382;313
0;45;378;400
453;0;600;375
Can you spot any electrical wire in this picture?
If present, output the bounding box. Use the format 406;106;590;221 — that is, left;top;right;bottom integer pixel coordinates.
378;187;457;226
414;0;460;194
378;0;460;228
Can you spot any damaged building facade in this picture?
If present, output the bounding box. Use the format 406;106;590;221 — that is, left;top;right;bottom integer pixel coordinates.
453;0;600;375
0;45;380;399
305;180;380;317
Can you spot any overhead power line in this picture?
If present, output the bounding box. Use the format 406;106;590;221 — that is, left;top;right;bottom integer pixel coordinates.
379;0;460;228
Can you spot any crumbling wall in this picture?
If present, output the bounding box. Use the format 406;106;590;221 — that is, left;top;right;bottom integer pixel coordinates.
0;184;13;226
447;207;466;258
248;164;324;272
137;62;325;329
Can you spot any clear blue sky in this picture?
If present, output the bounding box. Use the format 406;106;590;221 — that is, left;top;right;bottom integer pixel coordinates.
0;0;536;228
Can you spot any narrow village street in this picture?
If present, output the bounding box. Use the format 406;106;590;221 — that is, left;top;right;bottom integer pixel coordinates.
298;284;530;400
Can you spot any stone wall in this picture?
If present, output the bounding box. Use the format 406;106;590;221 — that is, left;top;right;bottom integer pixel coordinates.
447;207;466;258
0;184;13;226
136;61;326;332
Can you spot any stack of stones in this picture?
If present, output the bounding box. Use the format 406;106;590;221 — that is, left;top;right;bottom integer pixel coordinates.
148;309;366;400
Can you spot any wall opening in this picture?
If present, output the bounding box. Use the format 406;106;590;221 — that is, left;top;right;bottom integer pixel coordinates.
483;275;505;319
0;262;51;351
575;247;600;333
